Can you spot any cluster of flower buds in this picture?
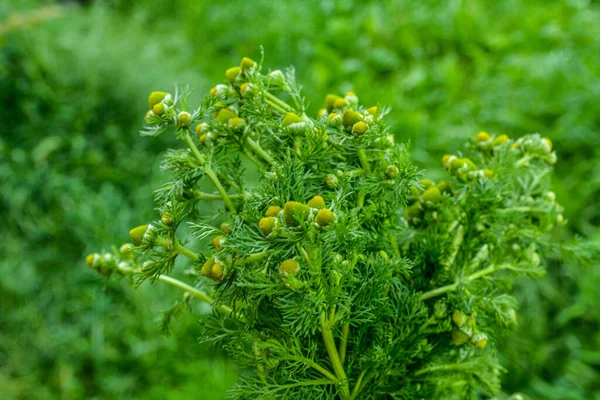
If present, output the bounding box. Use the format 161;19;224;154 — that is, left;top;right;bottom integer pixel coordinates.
317;92;379;137
258;195;337;238
474;131;556;166
85;243;136;277
442;153;493;183
145;91;176;125
451;311;489;349
405;179;452;225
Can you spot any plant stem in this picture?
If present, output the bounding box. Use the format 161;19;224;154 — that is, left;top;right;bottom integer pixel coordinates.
174;243;199;261
339;323;350;365
236;251;269;265
193;190;243;201
356;148;371;173
265;92;293;112
117;264;235;317
246;137;276;166
319;311;350;398
419;264;510;301
415;363;467;376
184;133;236;213
270;379;336;390
349;370;366;400
294;357;338;382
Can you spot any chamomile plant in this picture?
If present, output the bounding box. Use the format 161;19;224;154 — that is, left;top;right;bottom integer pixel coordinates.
87;56;580;399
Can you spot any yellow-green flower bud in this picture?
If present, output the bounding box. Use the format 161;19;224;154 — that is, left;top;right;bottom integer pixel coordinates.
344;91;358;104
333;98;347;109
119;243;134;254
325;174;338;187
225;66;241;83
212;235;224;251
318;108;328;118
259;217;277;236
542;137;552;152
315;208;336;227
152;103;165;116
493;134;509;146
328;112;342;127
200;257;215;279
129;224;149;246
435;180;451;194
195;122;209;135
149;91;167;108
161;212;174;226
452;311;466;327
240;57;256;71
279;259;300;276
307;195;325;209
385;165;399;178
342;110;362;127
281;112;304;127
452;327;471;345
367;106;378;115
265;205;282;217
352;121;368;136
449;157;464;171
421;179;434;189
210;86;218;96
211;263;224;281
199;134;208;144
472;332;488;349
325;94;341;112
482;169;494;178
85;254;95;267
220;222;232;235
283;201;310;227
476;131;491;143
177;111;192;127
228;117;245;130
420;187;442;204
216;108;237;123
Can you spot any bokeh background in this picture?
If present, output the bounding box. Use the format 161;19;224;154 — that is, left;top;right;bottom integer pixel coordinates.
1;0;599;399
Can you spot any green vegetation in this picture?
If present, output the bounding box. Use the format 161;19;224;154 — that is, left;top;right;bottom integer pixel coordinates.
1;0;598;399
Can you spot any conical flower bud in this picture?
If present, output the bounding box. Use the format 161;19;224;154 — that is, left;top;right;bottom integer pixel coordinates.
307;195;325;209
315;209;336;227
149;91;167;108
129;224;149;246
283;201;310;227
279;259;300;276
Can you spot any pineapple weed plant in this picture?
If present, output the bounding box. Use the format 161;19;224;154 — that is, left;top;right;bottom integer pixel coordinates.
86;57;579;399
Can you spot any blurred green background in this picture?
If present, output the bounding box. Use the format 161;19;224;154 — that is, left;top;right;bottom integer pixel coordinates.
0;0;598;399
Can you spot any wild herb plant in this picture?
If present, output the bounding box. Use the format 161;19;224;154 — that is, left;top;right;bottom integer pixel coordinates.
87;57;584;399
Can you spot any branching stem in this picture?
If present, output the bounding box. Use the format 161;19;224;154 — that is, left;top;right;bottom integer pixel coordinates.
356;148;371;173
184;133;236;213
117;264;236;317
319;311;350;398
419;263;512;301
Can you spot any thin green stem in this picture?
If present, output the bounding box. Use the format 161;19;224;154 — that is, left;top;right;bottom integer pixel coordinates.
270;379;336;391
349;370;366;400
117;264;235;317
415;363;466;376
246;137;276;166
320;311;350;398
174;243;199;261
356;148;371;173
265;92;293;112
294;357;338;382
419;264;509;301
236;251;269;266
357;192;365;208
339;323;350;365
184;133;236;213
193;190;243;201
264;98;289;114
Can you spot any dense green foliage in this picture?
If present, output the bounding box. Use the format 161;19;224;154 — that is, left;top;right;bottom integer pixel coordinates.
1;0;599;399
